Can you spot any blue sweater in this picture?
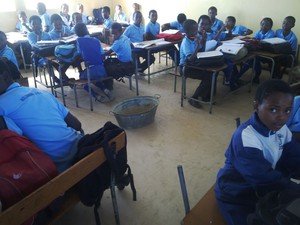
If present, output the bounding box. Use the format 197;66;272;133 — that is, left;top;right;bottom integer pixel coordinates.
215;113;300;205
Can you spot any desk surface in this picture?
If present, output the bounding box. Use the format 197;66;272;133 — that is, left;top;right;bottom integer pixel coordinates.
6;32;28;44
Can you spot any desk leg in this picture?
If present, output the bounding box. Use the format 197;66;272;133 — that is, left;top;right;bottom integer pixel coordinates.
19;43;27;72
181;67;186;107
147;50;151;84
288;55;295;84
174;52;178;92
135;55;139;96
57;62;66;106
249;57;255;93
209;72;216;114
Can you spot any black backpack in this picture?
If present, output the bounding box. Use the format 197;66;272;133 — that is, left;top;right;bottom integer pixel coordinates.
74;122;137;225
92;8;104;25
247;189;300;225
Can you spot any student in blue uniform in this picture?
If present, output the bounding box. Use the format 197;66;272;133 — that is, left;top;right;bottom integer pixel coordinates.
16;11;31;33
37;2;52;32
225;16;253;37
145;10;160;40
215;79;300;225
102;6;114;29
124;11;155;73
208;6;224;33
273;16;298;79
49;14;73;40
0;32;19;70
161;13;187;33
179;19;213;108
287;95;300;142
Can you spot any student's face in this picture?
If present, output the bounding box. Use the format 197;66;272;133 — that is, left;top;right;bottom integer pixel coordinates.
61;5;69;15
208;9;217;19
31;19;42;33
102;9;110;19
0;35;6;50
149;12;157;23
19;14;27;23
77;5;84;14
254;92;293;131
186;24;198;39
225;19;235;30
132;4;139;12
282;18;294;32
37;4;46;15
198;19;211;32
111;28;121;41
260;20;272;34
116;6;122;14
134;12;142;26
54;20;63;32
74;15;83;25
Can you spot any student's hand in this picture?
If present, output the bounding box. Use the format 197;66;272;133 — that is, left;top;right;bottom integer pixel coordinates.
201;30;207;42
195;35;201;46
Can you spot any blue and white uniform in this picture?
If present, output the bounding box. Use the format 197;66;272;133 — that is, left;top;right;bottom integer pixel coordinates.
145;21;160;37
0;45;19;69
110;35;132;62
0;82;82;172
40;13;52;31
253;29;275;40
103;17;114;29
49;26;74;40
232;25;249;35
287;96;300;133
275;29;298;53
215;113;300;225
170;21;184;33
211;18;224;33
123;24;145;43
27;31;51;48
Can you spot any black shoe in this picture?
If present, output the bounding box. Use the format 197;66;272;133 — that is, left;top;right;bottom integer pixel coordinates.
188;98;202;109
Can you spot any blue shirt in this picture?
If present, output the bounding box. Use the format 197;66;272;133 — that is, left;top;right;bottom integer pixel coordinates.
103;17;114;29
49;26;74;40
0;45;19;69
110;35;132;62
179;35;200;66
287;96;300;132
211;18;224;33
3;116;23;135
82;14;88;24
27;31;51;48
123;24;145;43
170;21;184;33
232;25;249;35
145;21;160;37
253;29;275;40
0;82;82;172
275;29;298;53
215;113;300;205
114;12;127;22
40;13;52;31
16;21;31;33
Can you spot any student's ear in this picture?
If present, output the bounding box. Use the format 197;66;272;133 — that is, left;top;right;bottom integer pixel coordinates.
253;100;258;111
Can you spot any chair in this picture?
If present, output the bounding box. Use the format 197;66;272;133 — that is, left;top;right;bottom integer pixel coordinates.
68;37;113;111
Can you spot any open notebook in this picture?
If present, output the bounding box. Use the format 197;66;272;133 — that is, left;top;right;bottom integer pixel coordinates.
261;37;287;45
133;38;171;48
216;43;244;55
197;50;223;58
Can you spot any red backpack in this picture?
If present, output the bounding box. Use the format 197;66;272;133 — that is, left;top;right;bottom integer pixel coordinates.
0;129;58;225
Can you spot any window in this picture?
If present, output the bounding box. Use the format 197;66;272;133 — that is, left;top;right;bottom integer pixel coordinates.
0;0;16;12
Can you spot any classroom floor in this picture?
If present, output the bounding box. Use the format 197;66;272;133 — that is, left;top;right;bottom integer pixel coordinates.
22;60;286;225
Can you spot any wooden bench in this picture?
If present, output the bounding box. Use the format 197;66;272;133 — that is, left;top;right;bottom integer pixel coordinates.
0;131;126;225
178;165;226;225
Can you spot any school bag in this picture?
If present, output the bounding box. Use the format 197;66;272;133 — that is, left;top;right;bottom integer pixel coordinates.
54;44;80;63
104;58;134;81
259;38;293;54
247;189;300;225
157;32;183;42
0;129;59;225
74;121;137;225
92;8;104;25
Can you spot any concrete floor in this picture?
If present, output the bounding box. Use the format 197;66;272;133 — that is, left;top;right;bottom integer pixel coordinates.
24;61;277;225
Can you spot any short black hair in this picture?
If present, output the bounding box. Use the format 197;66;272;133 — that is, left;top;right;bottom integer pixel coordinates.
177;13;187;24
51;14;63;24
149;9;157;17
0;59;20;80
262;17;273;28
183;19;197;33
74;23;89;37
111;22;122;33
102;6;110;14
227;16;236;23
198;15;211;24
18;11;26;16
72;12;81;21
29;15;41;24
208;6;217;12
0;31;6;39
255;80;294;104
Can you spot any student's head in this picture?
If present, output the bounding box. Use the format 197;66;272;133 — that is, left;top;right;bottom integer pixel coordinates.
177;13;187;25
183;19;198;39
29;15;42;33
0;31;7;50
72;12;83;25
254;80;294;131
18;11;27;23
260;17;273;34
102;6;111;19
37;2;46;15
282;16;296;33
225;16;236;30
149;10;158;23
132;3;140;12
208;6;217;20
116;5;122;14
77;3;84;14
75;23;89;37
61;3;69;15
111;22;123;40
0;59;14;95
51;14;63;32
133;11;143;26
198;15;211;33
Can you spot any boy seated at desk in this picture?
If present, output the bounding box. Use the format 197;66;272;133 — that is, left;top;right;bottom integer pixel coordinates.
161;13;187;33
103;22;134;81
101;6;114;44
16;11;31;34
49;14;73;40
123;11;155;74
0;31;19;70
208;6;224;33
37;2;52;32
179;19;213;109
